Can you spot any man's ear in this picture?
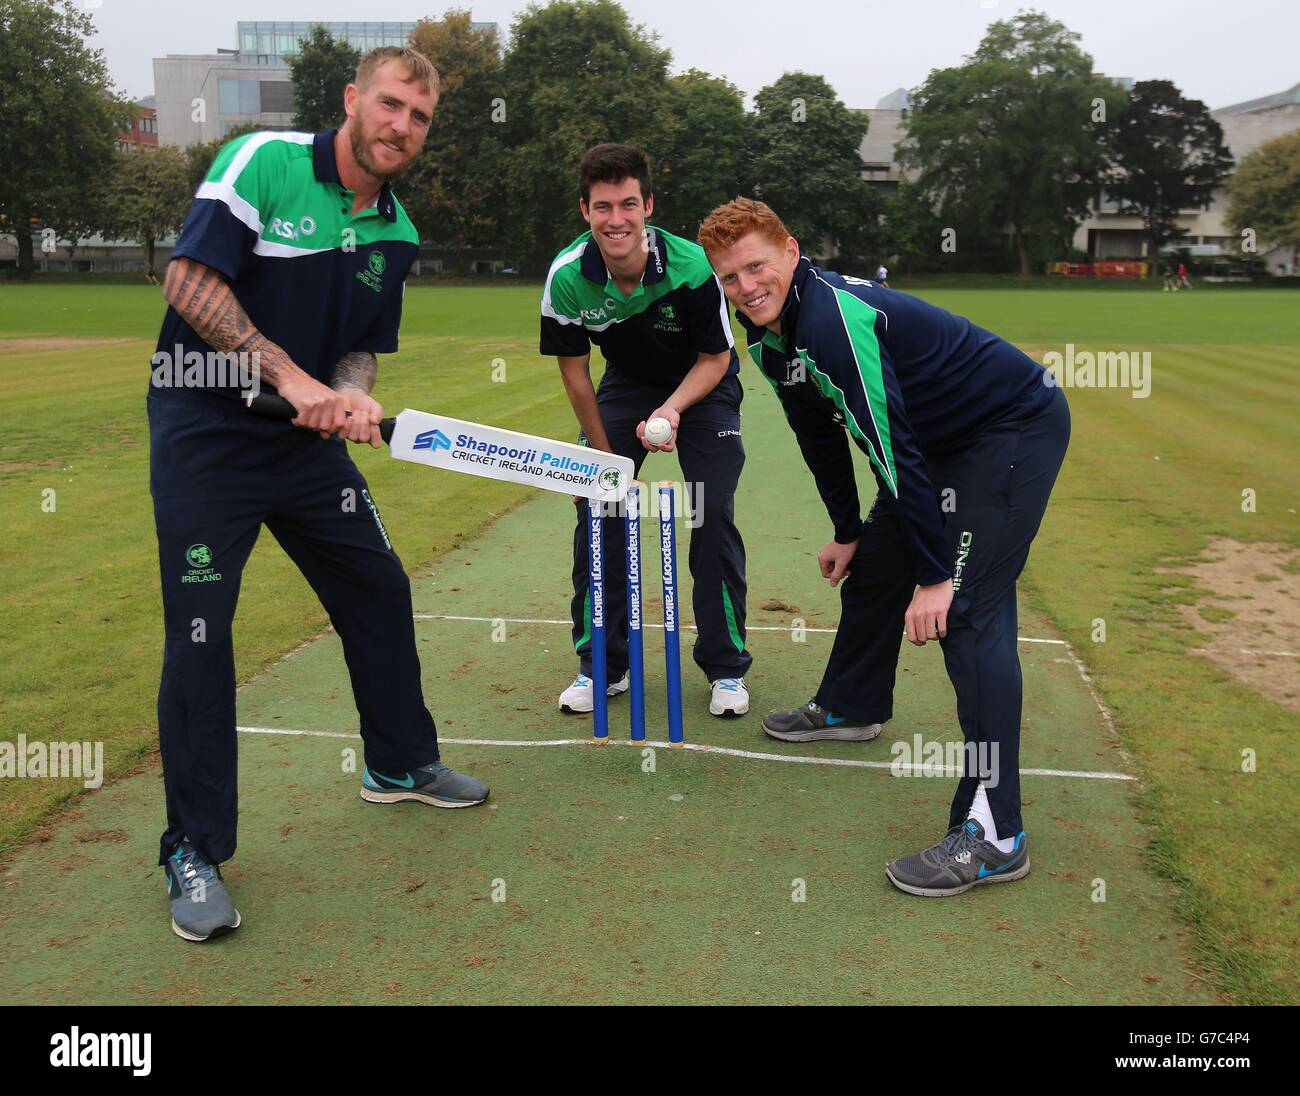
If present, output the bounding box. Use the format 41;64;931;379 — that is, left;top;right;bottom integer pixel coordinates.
343;83;359;120
644;192;654;219
579;198;592;225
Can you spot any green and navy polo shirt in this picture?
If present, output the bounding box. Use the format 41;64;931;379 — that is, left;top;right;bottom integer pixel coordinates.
155;129;419;396
539;227;738;387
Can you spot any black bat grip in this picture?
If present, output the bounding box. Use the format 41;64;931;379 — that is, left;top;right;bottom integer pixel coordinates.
245;391;395;444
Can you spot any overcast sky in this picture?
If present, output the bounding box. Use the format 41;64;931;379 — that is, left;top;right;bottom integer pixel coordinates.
88;0;1295;110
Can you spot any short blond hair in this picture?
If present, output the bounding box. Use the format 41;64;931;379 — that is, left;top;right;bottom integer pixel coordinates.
355;46;440;96
698;197;792;256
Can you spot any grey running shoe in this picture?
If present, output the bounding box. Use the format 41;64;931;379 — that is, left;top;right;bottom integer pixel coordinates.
165;841;241;942
361;761;490;807
761;700;882;742
885;819;1030;897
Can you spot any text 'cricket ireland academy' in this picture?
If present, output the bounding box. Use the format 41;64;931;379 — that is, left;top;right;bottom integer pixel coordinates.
413;427;620;492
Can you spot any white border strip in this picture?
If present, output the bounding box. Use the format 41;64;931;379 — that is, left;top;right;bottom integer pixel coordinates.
235;725;1133;781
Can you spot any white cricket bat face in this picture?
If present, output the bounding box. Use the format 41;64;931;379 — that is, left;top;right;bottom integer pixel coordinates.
386;409;634;502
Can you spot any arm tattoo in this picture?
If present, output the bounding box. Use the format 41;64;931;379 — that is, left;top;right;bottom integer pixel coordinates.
331;351;377;394
163;258;297;386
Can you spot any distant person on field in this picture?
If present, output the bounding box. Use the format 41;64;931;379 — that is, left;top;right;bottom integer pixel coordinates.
699;198;1070;898
540;144;754;720
1162;263;1178;292
1177;262;1192;289
875;264;890;287
148;47;488;944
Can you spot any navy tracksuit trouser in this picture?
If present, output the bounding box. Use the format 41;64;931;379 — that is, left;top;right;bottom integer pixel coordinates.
569;371;752;683
814;387;1071;839
148;391;439;867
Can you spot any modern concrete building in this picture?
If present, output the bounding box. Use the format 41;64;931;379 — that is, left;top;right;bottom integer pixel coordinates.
858;90;911;199
154;20;497;148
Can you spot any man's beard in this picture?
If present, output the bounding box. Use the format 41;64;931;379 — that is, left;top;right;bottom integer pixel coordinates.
350;123;413;183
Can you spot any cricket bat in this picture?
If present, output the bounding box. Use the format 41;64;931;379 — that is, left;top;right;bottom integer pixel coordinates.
245;391;633;503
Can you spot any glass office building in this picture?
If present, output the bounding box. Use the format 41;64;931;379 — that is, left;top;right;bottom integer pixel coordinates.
154;19;496;147
235;21;495;62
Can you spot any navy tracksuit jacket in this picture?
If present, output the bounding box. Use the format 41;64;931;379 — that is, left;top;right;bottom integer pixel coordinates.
740;257;1071;839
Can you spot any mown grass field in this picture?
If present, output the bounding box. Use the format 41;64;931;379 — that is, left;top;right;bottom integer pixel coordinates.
0;281;1296;1002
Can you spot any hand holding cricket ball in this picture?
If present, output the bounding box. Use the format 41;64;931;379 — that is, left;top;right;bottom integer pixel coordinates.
639;407;679;452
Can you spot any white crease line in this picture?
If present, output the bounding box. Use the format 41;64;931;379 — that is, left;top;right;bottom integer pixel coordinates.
419;617;1294;656
1055;640;1144;782
235;726;1132;781
412;614;1066;644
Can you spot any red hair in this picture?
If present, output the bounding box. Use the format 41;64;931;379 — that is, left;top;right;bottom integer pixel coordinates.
697;197;791;255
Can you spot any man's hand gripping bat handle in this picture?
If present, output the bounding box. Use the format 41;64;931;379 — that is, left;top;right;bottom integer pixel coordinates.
244;391;396;444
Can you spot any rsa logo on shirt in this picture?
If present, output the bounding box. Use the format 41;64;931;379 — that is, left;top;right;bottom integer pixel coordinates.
267;216;317;240
580;297;618;323
356;249;386;293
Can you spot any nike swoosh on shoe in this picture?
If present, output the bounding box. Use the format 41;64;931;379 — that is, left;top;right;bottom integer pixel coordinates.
371;769;415;788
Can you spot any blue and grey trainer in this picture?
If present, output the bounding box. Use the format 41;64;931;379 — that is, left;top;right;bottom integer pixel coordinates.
361;761;490;807
165;841;241;942
885;819;1030;897
761;700;882;742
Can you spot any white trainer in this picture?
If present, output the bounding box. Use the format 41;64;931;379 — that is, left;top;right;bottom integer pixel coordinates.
558;672;630;714
710;677;749;717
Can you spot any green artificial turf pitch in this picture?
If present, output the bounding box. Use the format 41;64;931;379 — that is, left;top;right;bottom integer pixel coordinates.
0;281;1295;1002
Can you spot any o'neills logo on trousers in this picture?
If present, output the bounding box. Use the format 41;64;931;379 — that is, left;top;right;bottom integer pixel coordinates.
952;531;973;592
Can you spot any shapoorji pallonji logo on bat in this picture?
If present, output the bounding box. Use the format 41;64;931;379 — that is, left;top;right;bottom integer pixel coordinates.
412;428;452;452
412;427;614;490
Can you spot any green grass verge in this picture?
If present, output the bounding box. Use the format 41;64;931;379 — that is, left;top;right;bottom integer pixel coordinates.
918;288;1299;1003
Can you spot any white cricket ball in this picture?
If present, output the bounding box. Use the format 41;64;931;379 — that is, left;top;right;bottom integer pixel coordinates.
645;417;674;445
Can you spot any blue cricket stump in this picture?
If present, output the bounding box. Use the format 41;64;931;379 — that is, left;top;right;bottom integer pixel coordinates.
588;498;608;744
626;484;646;743
658;482;685;748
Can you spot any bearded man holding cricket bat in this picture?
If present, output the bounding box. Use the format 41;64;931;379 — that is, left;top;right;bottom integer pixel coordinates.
147;46;488;944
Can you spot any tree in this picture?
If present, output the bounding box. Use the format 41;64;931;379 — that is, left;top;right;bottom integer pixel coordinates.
1106;80;1233;262
900;10;1124;275
1226;130;1300;252
102;147;193;282
653;70;750;242
289;24;360;133
881;180;945;277
0;0;133;278
748;72;882;265
184;123;263;195
498;0;674;272
405;11;505;257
